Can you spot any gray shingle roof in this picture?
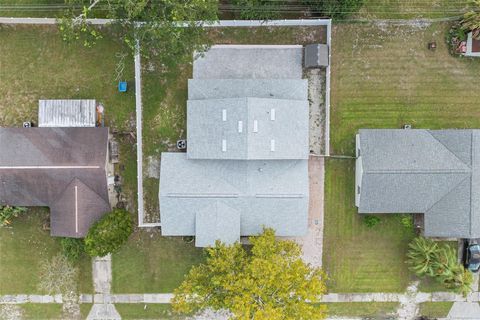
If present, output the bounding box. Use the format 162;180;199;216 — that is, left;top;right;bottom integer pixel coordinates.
0;128;110;238
188;79;308;101
159;153;308;238
356;129;480;238
159;45;310;246
187;98;309;160
193;45;303;79
195;202;240;247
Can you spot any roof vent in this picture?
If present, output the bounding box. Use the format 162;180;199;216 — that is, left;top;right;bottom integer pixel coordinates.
270;109;276;121
222;139;227;152
270;139;275;152
253;120;258;133
222;109;227;121
238;121;243;133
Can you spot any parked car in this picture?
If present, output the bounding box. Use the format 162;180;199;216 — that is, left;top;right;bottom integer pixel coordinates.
464;240;480;272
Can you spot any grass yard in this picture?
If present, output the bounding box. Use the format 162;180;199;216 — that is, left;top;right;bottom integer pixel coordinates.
419;302;453;318
323;160;415;292
21;303;63;319
324;302;399;318
324;22;480;292
115;304;184;319
111;230;206;293
358;0;469;19
0;209;92;294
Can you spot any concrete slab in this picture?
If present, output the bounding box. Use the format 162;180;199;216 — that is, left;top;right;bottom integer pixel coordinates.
93;254;112;294
447;301;480;319
86;304;121;320
193;45;303;80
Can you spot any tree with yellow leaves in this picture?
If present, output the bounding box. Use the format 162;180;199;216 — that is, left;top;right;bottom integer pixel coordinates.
172;228;328;320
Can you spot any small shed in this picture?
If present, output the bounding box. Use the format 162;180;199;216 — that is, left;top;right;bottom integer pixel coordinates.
38;99;97;127
304;44;329;68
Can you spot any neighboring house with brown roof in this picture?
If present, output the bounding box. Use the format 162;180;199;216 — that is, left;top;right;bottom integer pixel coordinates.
0;127;110;237
465;31;480;57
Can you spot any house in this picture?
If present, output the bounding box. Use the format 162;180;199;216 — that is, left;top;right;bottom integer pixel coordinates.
159;45;310;247
464;31;480;57
355;129;480;239
0;126;110;237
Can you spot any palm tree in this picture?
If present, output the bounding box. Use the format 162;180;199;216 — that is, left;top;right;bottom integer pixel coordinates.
406;237;440;277
461;0;480;38
433;245;473;296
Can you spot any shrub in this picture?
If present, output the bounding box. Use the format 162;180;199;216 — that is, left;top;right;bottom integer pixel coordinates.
399;214;413;230
303;0;364;19
0;206;27;226
363;215;381;228
60;237;85;262
84;209;133;257
232;0;284;20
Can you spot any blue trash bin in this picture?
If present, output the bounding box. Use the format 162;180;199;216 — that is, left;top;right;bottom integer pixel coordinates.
118;81;127;92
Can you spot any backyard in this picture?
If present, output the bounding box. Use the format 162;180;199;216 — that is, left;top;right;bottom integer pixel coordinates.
324;21;480;293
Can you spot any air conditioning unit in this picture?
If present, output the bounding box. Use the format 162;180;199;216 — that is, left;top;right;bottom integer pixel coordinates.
403;124;412;129
177;140;187;150
23;122;32;128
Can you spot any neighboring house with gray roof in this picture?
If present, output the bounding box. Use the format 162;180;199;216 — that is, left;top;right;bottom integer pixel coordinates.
160;45;310;247
0;127;110;238
355;129;480;238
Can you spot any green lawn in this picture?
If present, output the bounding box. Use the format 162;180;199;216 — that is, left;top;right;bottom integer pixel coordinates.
0;209;92;294
324;302;399;318
324;22;480;292
323;160;415;292
419;302;453;318
358;0;469;19
115;304;184;320
21;303;63;319
111;230;206;293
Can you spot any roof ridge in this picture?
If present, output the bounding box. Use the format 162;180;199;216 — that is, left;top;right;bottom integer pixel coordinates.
425;175;471;216
52;176;109;206
428;130;472;169
364;170;471;174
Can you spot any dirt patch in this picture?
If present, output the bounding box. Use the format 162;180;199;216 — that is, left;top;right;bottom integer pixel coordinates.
146;156;160;179
307;68;326;155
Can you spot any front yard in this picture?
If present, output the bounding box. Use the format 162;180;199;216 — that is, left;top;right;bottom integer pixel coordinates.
0;209;92;295
324;22;480;292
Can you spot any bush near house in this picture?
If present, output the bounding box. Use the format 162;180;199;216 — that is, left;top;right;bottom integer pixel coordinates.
84;209;133;257
363;215;381;228
0;206;27;226
60;237;86;262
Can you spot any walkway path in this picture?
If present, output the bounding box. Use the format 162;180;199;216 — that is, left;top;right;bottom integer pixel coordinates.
2;291;479;305
87;255;120;320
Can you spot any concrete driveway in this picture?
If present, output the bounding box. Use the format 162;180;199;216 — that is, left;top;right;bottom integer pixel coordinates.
287;156;324;268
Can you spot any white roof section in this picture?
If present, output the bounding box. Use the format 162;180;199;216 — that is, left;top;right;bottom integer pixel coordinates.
38;99;96;127
187;97;309;160
193;45;303;79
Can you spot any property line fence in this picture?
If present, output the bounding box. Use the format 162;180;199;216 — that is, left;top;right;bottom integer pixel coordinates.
0;17;332;226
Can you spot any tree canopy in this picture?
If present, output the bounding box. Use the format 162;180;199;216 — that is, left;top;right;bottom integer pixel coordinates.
84;208;133;257
61;0;219;71
172;228;327;320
